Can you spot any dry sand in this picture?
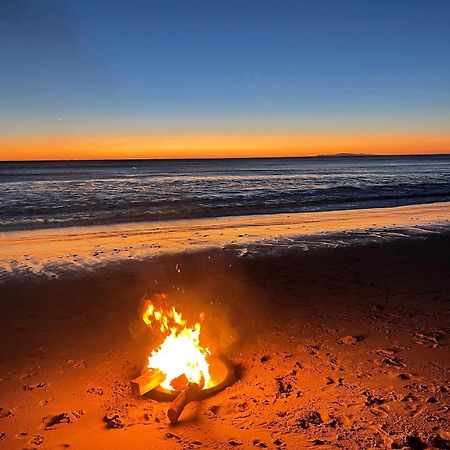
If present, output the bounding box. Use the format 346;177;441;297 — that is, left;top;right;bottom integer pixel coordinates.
0;203;449;449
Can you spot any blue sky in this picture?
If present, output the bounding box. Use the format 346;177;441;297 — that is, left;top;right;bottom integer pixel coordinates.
1;0;449;138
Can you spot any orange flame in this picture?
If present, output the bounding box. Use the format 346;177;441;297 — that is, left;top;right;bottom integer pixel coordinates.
142;296;211;390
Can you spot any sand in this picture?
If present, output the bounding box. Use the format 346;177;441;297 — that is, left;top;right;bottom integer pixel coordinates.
1;202;449;279
0;203;449;449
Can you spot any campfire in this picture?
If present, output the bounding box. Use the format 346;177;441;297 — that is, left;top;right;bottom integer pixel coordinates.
131;295;233;423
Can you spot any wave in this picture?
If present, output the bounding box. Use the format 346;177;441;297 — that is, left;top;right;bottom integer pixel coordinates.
1;156;449;231
1;193;449;231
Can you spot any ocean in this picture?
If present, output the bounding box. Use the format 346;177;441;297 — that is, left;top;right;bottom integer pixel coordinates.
1;155;450;232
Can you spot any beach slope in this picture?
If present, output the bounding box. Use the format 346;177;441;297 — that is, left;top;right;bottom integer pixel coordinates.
0;204;449;448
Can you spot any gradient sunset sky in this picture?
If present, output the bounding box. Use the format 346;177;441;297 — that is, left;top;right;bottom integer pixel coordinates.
1;0;449;160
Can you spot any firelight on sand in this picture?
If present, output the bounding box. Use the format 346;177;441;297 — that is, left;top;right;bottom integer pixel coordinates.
142;297;211;391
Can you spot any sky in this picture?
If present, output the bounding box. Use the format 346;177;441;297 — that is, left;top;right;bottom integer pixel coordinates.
0;0;449;160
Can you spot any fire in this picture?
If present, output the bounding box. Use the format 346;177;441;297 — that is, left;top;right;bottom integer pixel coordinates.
142;296;211;390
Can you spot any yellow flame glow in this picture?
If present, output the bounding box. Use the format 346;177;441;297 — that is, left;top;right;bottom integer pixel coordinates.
142;297;211;390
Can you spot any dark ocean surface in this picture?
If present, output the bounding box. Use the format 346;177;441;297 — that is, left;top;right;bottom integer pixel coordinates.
1;155;449;231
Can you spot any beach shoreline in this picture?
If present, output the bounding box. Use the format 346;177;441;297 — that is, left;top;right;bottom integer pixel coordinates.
1;201;449;280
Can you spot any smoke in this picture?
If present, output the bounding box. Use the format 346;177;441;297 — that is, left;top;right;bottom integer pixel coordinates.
128;248;271;357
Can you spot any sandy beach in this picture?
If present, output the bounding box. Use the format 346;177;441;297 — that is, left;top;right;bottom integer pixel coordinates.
3;0;450;447
1;202;449;280
0;203;449;449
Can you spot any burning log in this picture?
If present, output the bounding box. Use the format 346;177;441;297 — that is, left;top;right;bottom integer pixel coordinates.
170;373;189;391
140;298;212;393
167;381;202;423
131;369;166;397
133;299;233;423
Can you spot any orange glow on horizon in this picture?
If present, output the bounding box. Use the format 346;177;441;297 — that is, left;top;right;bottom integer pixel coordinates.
1;132;449;160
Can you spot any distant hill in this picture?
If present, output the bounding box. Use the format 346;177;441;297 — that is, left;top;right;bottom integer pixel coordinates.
316;153;374;158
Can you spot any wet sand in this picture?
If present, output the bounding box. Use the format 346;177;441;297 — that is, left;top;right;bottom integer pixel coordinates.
0;204;449;449
1;202;449;279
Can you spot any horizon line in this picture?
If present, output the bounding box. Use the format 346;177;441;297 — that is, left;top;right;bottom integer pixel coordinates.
2;152;450;163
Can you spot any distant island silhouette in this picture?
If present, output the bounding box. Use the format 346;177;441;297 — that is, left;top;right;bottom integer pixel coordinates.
316;152;374;157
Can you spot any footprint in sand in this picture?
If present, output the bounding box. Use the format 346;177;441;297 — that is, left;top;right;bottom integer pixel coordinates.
372;349;405;368
398;373;412;381
361;390;391;416
15;431;28;439
0;407;13;419
18;371;37;380
72;360;88;368
209;403;237;417
31;435;44;446
44;412;78;430
24;382;47;391
412;329;445;348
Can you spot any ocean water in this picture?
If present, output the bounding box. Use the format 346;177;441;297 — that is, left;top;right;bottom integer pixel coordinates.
1;155;449;232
